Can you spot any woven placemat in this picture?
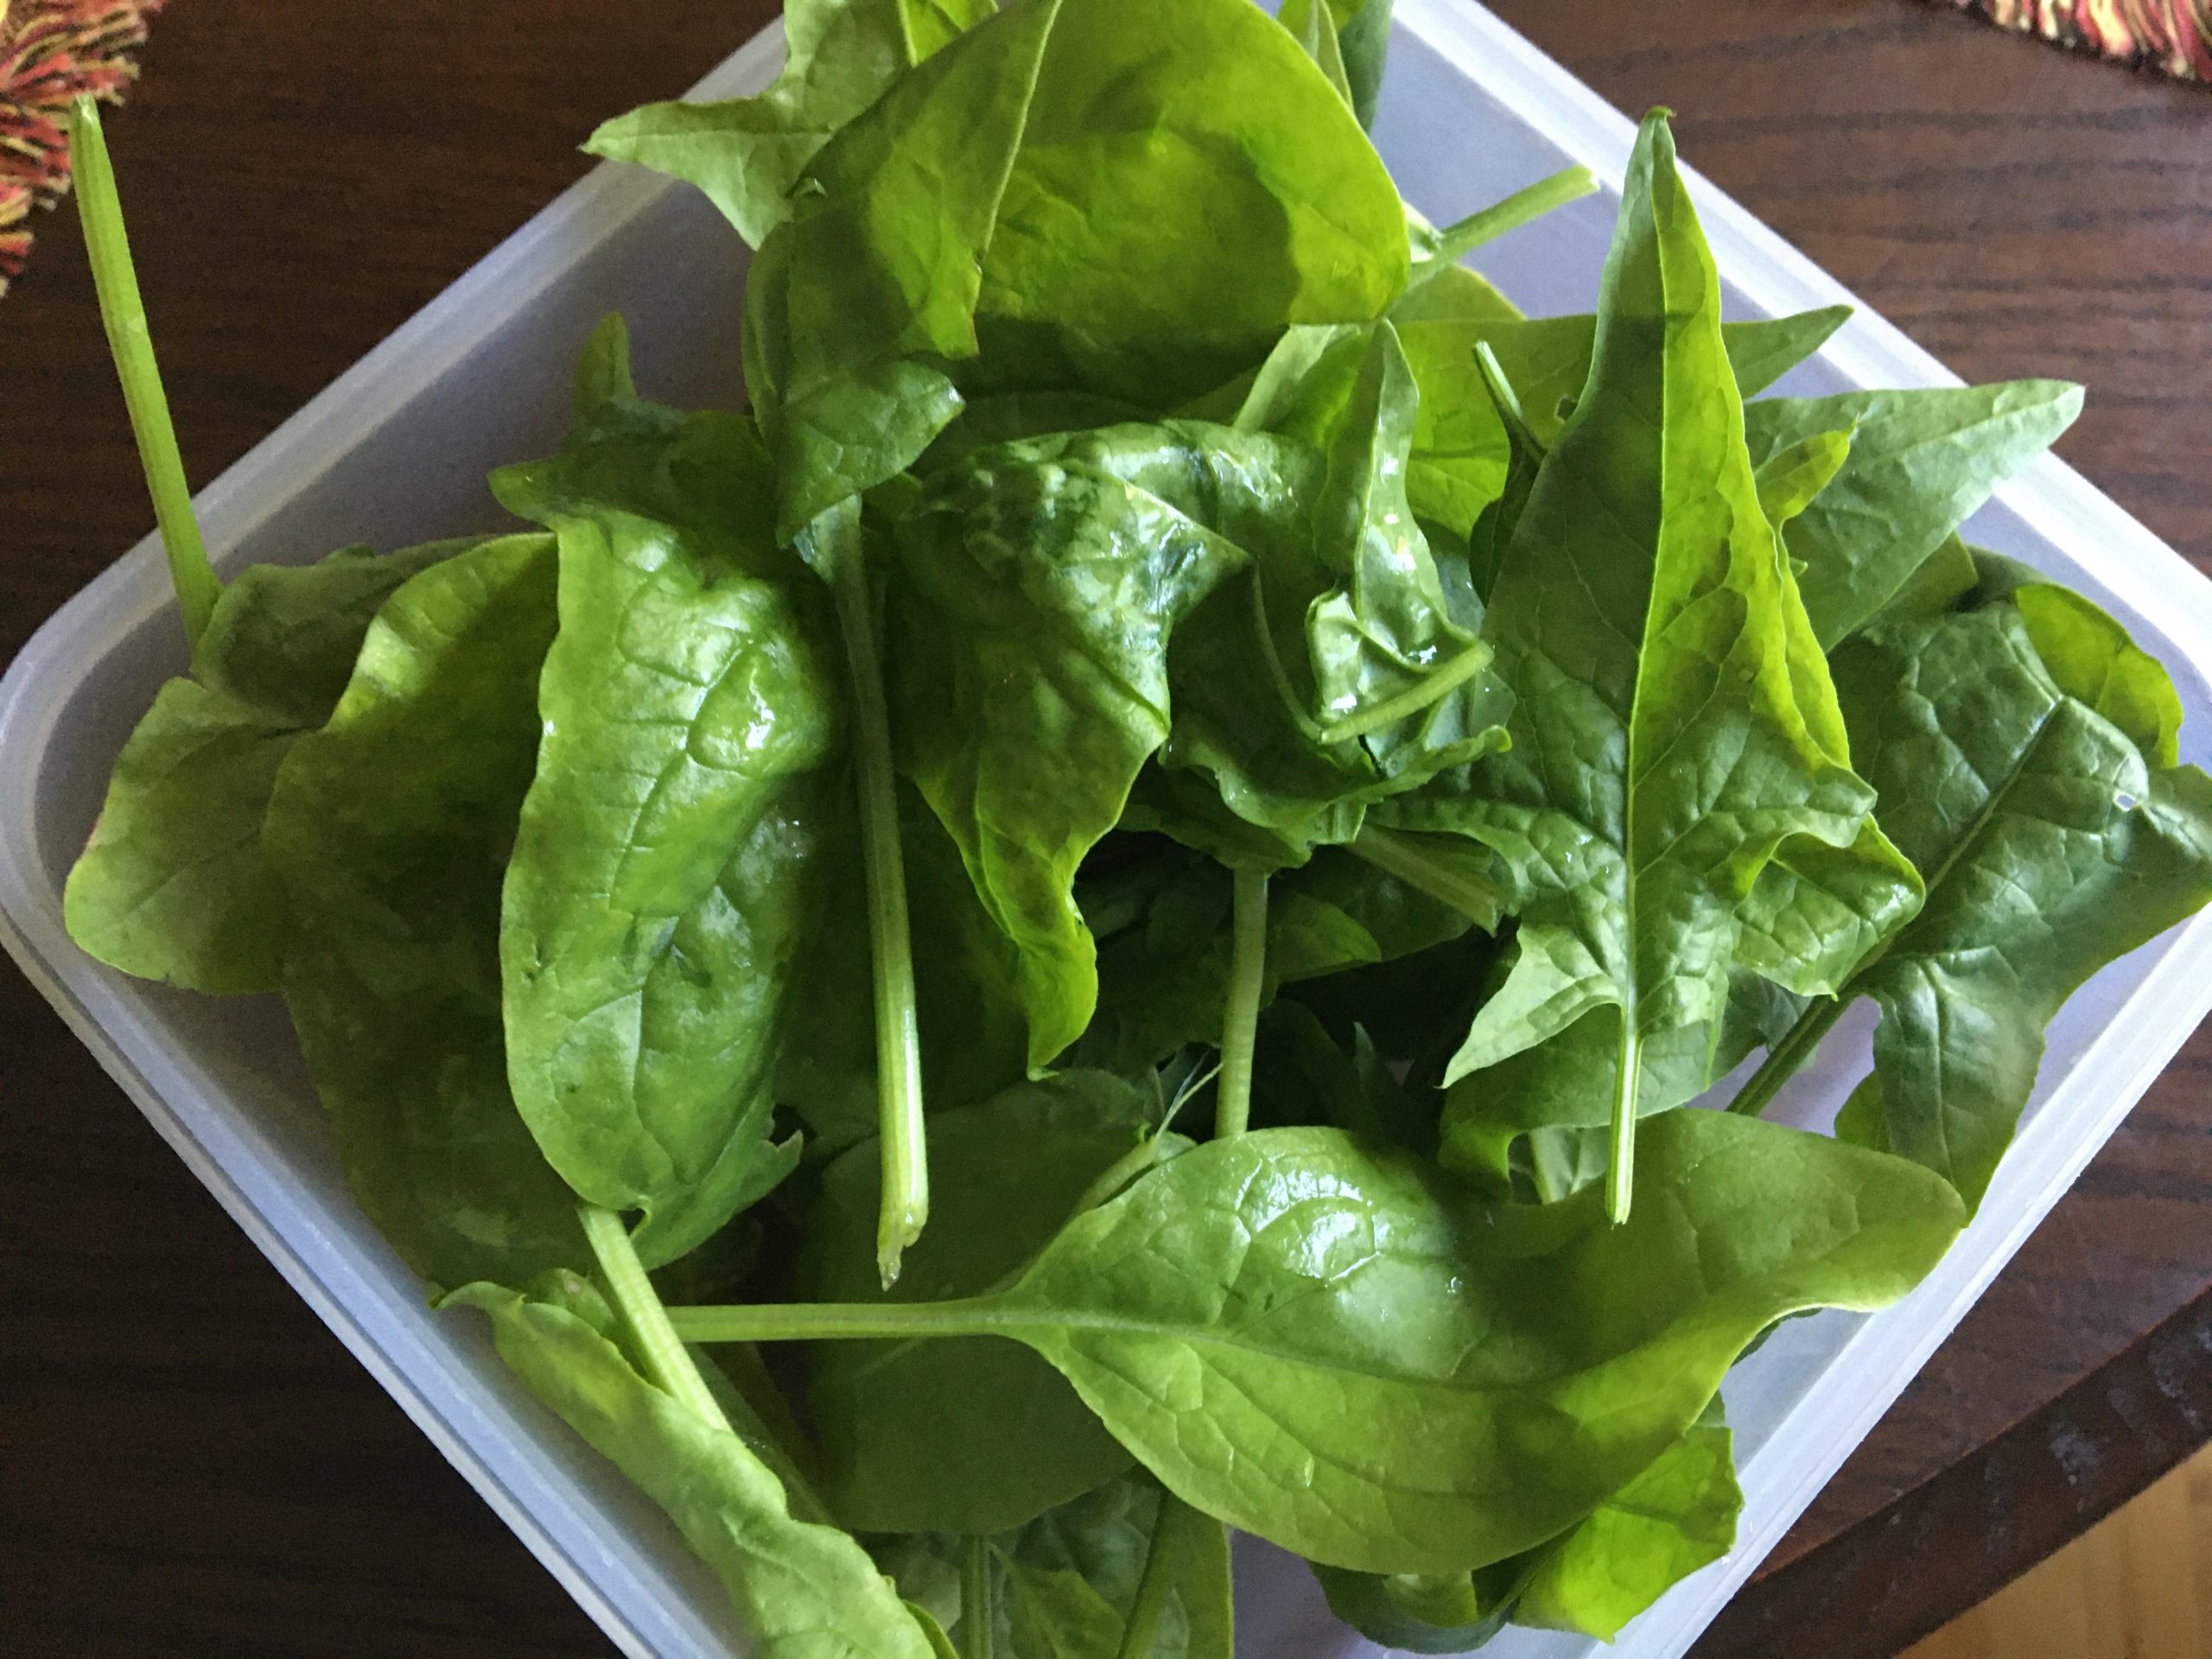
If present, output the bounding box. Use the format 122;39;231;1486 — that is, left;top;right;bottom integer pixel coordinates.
1;0;165;299
1949;0;2211;80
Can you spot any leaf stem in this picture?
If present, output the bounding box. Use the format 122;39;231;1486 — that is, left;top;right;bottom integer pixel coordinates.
1347;825;1502;929
1607;1020;1639;1225
69;97;221;651
578;1205;730;1432
804;501;929;1287
669;1299;1016;1345
1215;868;1269;1140
1413;164;1599;282
1316;639;1496;743
1116;1491;1207;1659
1728;996;1848;1118
961;1535;995;1659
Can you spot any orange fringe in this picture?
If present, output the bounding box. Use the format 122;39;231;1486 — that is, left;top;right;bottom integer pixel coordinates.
1;0;166;296
1951;0;2212;79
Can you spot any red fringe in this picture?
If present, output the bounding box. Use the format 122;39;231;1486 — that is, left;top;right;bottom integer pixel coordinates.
1950;0;2212;80
0;0;167;294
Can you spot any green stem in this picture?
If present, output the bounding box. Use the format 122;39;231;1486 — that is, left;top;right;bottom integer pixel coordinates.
1116;1491;1208;1659
1471;340;1546;461
1414;164;1599;280
69;97;221;651
805;501;928;1288
1316;639;1496;743
1347;825;1503;929
669;1299;1017;1345
1728;996;1847;1118
1215;868;1269;1140
1606;1020;1639;1226
961;1535;995;1659
579;1205;730;1432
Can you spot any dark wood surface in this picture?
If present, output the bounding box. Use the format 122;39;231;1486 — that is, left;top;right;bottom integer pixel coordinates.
3;3;2207;1655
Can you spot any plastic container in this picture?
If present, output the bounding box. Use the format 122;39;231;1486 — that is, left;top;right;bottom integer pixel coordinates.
4;4;2209;1655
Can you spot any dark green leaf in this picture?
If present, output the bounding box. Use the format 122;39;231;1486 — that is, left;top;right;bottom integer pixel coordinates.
798;1076;1149;1534
264;535;584;1288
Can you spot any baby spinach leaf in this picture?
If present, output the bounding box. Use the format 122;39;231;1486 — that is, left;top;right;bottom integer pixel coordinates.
892;424;1264;1066
1395;306;1853;541
447;1281;938;1659
66;537;468;995
1764;601;2212;1210
264;535;585;1288
1313;1565;1518;1655
1742;378;2082;648
584;0;988;248
677;1108;1964;1576
798;1077;1149;1535
2015;582;2184;767
746;0;1056;536
493;367;838;1267
1510;1401;1738;1638
1391;112;1912;1219
1278;0;1354;111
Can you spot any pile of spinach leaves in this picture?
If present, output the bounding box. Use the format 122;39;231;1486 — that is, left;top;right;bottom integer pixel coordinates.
61;2;2212;1651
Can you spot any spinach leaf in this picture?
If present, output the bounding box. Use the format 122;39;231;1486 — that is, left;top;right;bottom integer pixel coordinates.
893;423;1263;1066
264;535;585;1288
797;1076;1148;1535
446;1280;938;1659
1743;379;2082;648
1279;0;1354;111
1510;1400;1738;1637
1748;600;2212;1209
676;1108;1964;1577
2015;581;2184;767
745;0;1056;537
1395;306;1853;541
66;537;467;994
493;340;837;1266
1385;112;1915;1219
584;0;988;248
1313;1399;1738;1649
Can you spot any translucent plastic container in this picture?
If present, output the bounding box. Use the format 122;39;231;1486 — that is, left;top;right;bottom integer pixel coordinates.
4;4;2209;1656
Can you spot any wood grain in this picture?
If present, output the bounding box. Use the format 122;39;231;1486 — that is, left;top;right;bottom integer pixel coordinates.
2;3;2208;1656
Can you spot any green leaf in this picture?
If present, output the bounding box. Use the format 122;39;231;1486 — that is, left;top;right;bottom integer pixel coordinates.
1334;0;1396;130
1394;307;1853;541
1752;428;1853;529
264;535;585;1288
66;537;468;994
582;0;985;248
681;1109;1964;1576
1808;601;2212;1209
1278;0;1353;111
797;1076;1147;1535
893;423;1265;1067
1511;1402;1738;1637
747;0;1058;537
1743;378;2083;648
1388;112;1913;1218
446;1281;938;1659
493;375;839;1266
2015;582;2184;767
1313;1564;1516;1655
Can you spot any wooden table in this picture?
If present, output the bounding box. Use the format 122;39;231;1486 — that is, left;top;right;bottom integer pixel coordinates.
4;3;2208;1655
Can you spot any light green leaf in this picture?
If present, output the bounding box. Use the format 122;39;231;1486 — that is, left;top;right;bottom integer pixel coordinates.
1752;428;1853;529
2015;582;2184;767
1388;113;1912;1217
264;536;584;1288
493;368;838;1266
683;1110;1964;1577
582;0;986;248
66;538;468;994
1744;378;2082;648
446;1281;937;1659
